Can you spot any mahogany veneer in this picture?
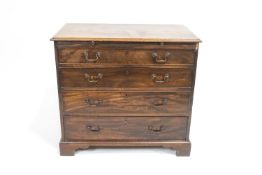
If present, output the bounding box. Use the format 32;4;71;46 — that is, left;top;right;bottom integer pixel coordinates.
51;23;200;156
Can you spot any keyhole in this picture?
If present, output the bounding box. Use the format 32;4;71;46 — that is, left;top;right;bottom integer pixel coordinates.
123;93;128;98
124;118;128;125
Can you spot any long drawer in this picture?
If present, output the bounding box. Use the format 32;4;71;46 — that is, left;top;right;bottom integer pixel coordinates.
62;91;191;116
59;68;193;88
64;116;188;141
58;48;195;65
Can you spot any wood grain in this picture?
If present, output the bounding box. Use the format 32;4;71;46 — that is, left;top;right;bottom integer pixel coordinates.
55;41;197;50
60;141;191;156
52;24;200;156
59;67;193;88
62;91;191;116
58;47;195;65
51;23;201;42
64;116;188;141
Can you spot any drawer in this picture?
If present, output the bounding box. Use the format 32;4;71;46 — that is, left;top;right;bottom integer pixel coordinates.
64;116;188;141
59;68;193;88
62;91;191;116
58;48;195;65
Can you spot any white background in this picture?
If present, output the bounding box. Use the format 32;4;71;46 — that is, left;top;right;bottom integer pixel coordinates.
0;0;262;174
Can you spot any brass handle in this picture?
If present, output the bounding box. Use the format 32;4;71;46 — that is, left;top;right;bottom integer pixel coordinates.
152;73;170;83
152;52;170;64
148;125;163;132
83;50;101;62
151;98;168;106
86;125;100;132
85;98;103;106
84;73;103;83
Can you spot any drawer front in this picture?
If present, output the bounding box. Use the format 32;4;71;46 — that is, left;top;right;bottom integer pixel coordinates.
62;91;191;116
58;48;194;65
64;116;188;141
59;68;193;88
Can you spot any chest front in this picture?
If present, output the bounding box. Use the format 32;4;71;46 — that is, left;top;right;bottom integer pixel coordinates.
52;24;200;156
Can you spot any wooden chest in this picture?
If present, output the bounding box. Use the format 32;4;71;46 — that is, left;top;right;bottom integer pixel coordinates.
51;24;200;156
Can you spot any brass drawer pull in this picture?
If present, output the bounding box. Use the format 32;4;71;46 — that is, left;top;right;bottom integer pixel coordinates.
152;52;170;64
86;125;100;132
151;73;170;83
148;125;163;132
85;98;103;106
84;73;103;83
151;98;168;106
83;50;101;62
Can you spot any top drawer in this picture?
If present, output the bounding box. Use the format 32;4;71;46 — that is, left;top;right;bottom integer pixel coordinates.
56;42;196;65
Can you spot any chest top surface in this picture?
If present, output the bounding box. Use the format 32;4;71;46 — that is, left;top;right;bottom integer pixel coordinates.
51;23;200;42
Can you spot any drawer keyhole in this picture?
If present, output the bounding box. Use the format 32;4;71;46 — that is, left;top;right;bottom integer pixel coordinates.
152;73;170;83
85;98;103;106
151;98;168;106
86;125;100;132
148;125;163;132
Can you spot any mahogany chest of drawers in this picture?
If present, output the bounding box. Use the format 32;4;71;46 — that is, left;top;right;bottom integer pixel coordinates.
51;24;200;156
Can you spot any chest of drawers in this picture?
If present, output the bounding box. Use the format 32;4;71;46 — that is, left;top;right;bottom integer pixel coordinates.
51;24;200;156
